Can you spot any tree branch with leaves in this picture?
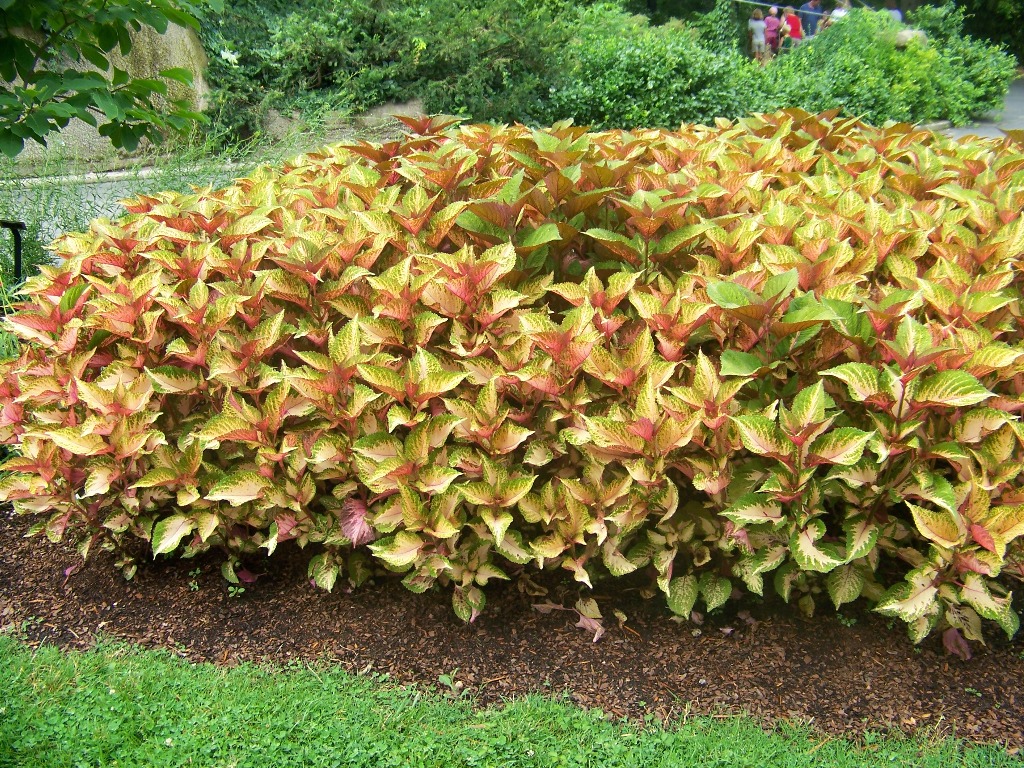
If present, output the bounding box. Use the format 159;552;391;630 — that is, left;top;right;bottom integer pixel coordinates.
0;0;222;158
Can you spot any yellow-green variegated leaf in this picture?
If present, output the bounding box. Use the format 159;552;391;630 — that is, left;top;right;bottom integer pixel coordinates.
959;572;1019;639
152;514;196;556
790;381;828;427
496;531;532;564
826;563;865;608
820;363;882;401
986;504;1024;558
908;502;966;548
602;540;639;577
730;414;791;457
874;566;939;623
490;422;534;454
721;493;784;527
368;530;424;570
413;466;461;495
205;471;275;506
842;515;879;561
667;574;699;617
952;408;1010;444
699;572;732;612
912;371;992;409
790;519;844;573
808;428;874;467
131;467;181;489
481;508;514;544
460;482;498;506
44;427;108;456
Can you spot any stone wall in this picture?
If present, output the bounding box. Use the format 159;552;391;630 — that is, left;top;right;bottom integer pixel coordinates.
18;23;209;165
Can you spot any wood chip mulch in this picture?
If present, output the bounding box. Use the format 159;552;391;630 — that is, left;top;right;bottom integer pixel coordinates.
1;509;1022;752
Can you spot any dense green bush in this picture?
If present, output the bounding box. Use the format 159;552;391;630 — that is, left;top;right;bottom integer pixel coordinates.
762;7;1016;127
535;4;757;128
3;115;1024;649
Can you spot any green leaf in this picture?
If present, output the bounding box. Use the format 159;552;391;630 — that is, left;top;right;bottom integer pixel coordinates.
667;574;699;617
912;371;992;409
707;281;759;309
718;350;764;377
826;564;865;609
152;514;195;556
699;572;732;612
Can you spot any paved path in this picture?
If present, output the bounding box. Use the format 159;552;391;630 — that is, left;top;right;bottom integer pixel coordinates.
944;77;1024;139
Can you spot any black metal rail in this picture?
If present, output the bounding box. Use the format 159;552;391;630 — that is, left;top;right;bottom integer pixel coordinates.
1;219;25;284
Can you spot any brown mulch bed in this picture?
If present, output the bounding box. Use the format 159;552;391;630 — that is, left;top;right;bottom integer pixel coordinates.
1;509;1022;752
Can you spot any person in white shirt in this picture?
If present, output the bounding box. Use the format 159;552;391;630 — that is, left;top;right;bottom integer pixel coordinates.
885;0;903;22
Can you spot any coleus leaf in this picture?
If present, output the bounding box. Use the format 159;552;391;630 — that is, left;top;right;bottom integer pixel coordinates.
368;531;424;571
152;514;195;556
826;563;866;609
698;572;732;612
807;427;874;467
907;502;966;549
666;574;698;617
790;519;844;573
145;365;203;394
912;371;992;409
341;497;376;546
875;565;940;624
205;471;275;506
721;493;784;528
730;415;792;459
959;572;1018;639
820;363;882;401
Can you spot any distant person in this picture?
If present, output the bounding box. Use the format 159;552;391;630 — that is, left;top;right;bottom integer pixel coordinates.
831;0;851;19
798;0;823;36
885;0;902;22
765;6;782;55
782;6;803;47
748;8;768;63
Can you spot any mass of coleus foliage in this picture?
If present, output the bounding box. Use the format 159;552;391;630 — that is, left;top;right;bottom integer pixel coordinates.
3;113;1024;650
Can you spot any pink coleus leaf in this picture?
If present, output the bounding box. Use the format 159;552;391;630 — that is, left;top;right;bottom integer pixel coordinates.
969;523;996;553
341;498;376;546
942;627;972;661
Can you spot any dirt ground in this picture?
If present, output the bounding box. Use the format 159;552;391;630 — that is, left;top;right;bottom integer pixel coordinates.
1;508;1022;752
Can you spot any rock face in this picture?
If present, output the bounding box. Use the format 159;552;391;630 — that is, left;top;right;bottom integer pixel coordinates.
16;23;209;164
894;28;928;48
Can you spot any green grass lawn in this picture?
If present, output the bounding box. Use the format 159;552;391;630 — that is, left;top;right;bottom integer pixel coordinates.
0;634;1019;768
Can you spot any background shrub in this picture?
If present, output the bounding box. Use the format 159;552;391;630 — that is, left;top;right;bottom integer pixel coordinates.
535;4;757;128
196;0;1015;144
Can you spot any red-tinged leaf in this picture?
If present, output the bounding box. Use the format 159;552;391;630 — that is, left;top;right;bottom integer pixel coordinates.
341;497;375;546
970;523;996;553
942;627;972;661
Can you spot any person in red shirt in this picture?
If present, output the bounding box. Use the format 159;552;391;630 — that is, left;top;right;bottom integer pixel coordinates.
782;6;803;48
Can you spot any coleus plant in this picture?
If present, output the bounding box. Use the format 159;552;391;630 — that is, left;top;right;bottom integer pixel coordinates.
1;112;1024;650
